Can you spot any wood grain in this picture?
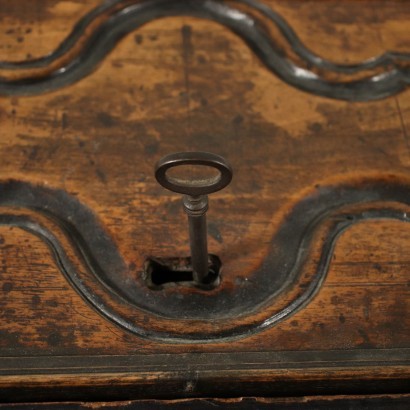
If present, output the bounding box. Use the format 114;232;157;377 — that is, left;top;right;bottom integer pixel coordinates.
0;0;409;401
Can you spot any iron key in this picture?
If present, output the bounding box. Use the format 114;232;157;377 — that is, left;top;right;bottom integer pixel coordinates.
155;152;233;284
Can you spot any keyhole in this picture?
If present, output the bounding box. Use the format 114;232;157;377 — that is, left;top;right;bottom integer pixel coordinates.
143;255;221;290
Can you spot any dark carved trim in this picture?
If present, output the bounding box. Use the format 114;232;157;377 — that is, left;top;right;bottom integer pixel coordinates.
1;177;410;343
1;348;409;375
0;0;409;100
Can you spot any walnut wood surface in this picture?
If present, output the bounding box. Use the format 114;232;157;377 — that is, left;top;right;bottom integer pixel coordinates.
0;0;409;402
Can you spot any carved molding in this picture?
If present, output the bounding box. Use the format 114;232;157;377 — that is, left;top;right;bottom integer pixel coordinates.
0;0;409;100
1;177;409;343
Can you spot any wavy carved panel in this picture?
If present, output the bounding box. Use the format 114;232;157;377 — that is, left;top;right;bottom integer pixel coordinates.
0;0;409;99
1;178;410;343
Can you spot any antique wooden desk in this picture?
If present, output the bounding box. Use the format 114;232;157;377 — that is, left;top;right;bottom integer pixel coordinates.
0;0;409;407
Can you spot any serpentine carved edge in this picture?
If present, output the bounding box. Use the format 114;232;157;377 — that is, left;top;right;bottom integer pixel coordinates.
0;178;409;343
0;0;409;100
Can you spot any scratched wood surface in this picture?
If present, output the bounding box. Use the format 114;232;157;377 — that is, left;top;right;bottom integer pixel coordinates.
2;395;410;410
0;0;409;402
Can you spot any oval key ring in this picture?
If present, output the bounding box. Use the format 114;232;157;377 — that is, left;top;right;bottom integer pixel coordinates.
155;152;233;196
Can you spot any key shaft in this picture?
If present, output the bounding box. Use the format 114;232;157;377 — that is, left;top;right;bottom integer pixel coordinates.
183;195;209;283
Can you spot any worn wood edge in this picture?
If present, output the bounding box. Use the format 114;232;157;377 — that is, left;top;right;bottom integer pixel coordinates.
1;394;410;409
0;364;408;402
0;348;409;380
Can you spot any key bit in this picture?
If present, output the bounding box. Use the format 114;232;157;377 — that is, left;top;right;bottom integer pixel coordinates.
155;152;233;284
